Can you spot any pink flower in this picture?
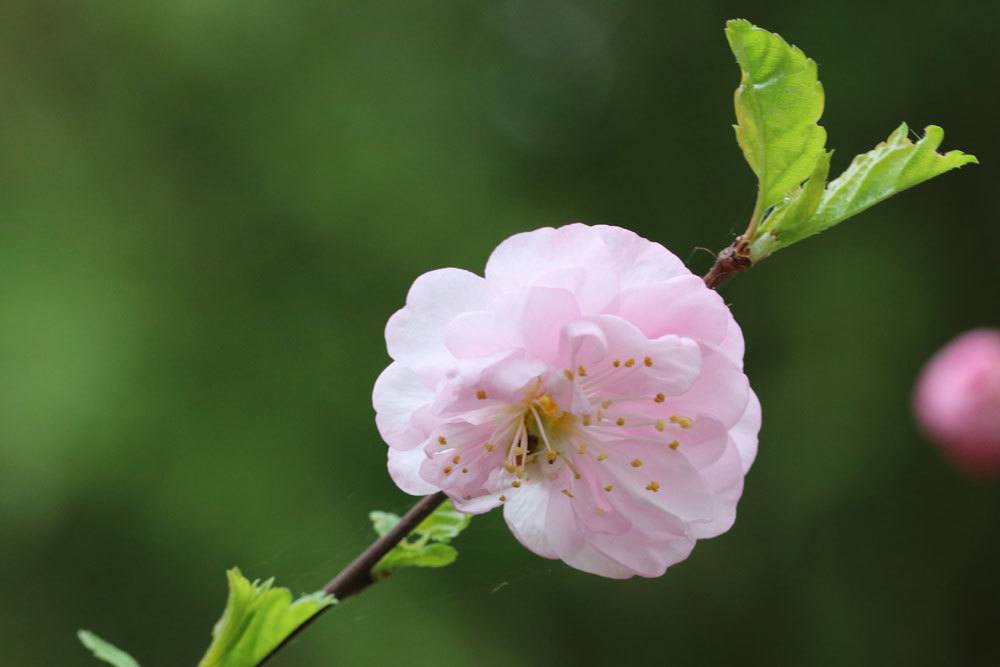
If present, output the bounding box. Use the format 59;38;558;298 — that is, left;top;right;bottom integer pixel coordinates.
373;224;760;578
914;329;1000;475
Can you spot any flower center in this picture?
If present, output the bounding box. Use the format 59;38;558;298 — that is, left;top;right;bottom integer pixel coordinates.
433;348;697;505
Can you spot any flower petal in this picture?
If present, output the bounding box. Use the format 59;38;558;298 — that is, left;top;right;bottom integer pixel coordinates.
385;268;488;378
503;481;559;559
372;362;434;450
668;345;750;429
485;224;686;314
387;446;438;496
618;275;731;345
730;387;761;473
518;287;582;364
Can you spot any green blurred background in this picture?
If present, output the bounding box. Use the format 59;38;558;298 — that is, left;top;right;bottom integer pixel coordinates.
2;1;998;665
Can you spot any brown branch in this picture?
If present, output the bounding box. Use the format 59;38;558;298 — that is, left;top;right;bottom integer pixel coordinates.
702;237;752;290
257;491;447;665
321;490;449;600
260;240;749;664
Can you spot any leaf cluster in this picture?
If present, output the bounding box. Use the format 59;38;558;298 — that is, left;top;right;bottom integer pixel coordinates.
370;500;472;576
726;19;977;262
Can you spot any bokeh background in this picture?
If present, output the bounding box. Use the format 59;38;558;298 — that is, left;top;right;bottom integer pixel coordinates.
2;1;998;665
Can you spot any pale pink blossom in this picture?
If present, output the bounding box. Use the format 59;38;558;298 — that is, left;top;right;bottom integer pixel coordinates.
914;329;1000;475
373;224;760;577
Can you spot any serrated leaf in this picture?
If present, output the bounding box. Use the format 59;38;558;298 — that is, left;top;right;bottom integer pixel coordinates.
726;18;827;218
198;568;335;667
809;124;977;231
370;500;471;577
747;124;976;261
78;630;140;667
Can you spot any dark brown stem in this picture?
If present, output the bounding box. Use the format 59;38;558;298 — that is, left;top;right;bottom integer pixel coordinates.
702;237;752;290
257;491;447;665
261;243;745;665
321;490;448;599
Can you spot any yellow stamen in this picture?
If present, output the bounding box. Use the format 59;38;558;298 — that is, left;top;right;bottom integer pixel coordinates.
452;455;461;464
577;365;587;377
613;359;622;368
512;480;522;488
484;443;495;452
545;450;558;462
630;458;643;468
669;440;680;450
499;495;507;502
582;414;592;426
564;369;574;381
604;484;614;492
577;442;588;455
615;417;626;426
462;467;469;473
601;400;613;409
437;435;447;445
644;356;653;367
539;394;559;416
557;451;583;480
476;389;487;400
443;466;453;474
655;419;665;432
670;415;693;429
654;393;665;403
561;488;574;498
504;463;516;473
646;481;660;492
597;453;608;461
624;358;636;367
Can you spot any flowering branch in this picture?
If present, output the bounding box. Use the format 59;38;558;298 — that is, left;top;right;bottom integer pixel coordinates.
260;255;742;666
76;19;977;667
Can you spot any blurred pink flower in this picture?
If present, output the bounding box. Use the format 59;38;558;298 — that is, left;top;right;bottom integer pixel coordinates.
373;224;759;578
914;328;1000;475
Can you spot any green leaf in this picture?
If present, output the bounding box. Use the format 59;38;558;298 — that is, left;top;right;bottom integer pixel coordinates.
748;150;832;260
412;500;472;543
78;630;141;667
198;568;335;667
726;18;827;218
808;124;977;232
370;500;472;577
375;541;460;573
748;124;977;261
369;510;401;536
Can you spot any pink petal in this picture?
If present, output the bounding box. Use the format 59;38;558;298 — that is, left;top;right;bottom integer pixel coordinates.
444;310;512;359
590;225;688;289
618;275;731;345
385;268;488;378
730;388;761;473
503;481;559;559
387;446;438;496
668;345;750;429
372;362;434;450
518;287;582;364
